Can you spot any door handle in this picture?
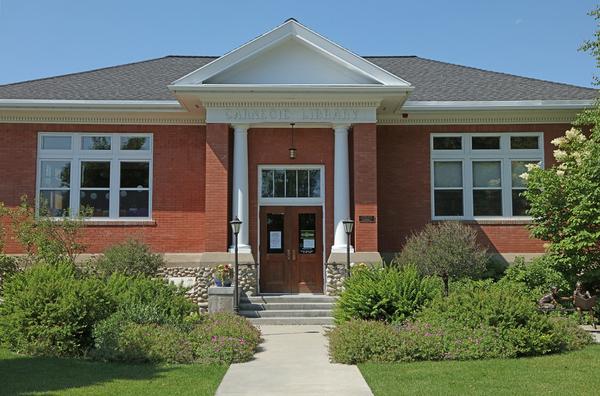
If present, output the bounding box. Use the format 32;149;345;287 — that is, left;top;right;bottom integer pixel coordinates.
286;249;291;260
292;249;296;261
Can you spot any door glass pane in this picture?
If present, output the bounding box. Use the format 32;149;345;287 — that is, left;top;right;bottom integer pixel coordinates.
285;170;297;197
274;170;285;197
434;161;462;188
121;162;149;188
297;170;309;197
261;170;274;198
120;191;149;217
511;136;539;150
40;161;70;188
434;190;463;216
266;213;284;254
309;170;320;197
433;136;462;150
82;136;111;150
473;161;501;187
81;162;110;188
472;136;500;150
298;213;316;254
42;135;71;150
39;190;70;217
473;190;502;216
121;136;150;150
80;190;110;217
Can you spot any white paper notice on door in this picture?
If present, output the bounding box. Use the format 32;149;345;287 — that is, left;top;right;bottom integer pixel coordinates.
269;231;282;249
303;239;315;249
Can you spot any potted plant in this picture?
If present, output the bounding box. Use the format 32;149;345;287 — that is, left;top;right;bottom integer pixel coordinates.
213;264;233;287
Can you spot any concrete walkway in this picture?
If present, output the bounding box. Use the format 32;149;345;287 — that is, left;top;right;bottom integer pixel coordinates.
215;325;373;396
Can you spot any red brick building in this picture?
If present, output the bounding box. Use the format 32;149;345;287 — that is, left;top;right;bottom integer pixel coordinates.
0;20;596;296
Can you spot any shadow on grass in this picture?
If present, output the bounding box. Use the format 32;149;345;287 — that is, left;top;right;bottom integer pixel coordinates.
0;350;169;395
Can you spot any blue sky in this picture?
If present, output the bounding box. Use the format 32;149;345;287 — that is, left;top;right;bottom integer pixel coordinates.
0;1;597;87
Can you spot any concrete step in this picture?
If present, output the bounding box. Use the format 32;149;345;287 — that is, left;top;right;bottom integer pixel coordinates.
239;302;335;311
248;317;335;325
243;295;337;304
240;309;332;318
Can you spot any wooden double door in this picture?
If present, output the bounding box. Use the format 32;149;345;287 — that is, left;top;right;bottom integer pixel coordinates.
259;206;324;293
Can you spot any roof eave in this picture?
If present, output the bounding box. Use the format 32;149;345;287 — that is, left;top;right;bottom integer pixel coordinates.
403;99;596;111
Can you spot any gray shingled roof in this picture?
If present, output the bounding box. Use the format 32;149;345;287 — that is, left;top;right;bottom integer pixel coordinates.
0;55;596;101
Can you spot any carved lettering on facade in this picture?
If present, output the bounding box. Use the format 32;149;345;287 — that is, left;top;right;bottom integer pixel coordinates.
223;108;361;122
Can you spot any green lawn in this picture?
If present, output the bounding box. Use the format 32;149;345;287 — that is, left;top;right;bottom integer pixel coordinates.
0;348;228;395
359;345;600;396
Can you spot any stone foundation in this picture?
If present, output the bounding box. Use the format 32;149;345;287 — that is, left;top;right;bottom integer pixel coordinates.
325;263;348;296
157;264;258;311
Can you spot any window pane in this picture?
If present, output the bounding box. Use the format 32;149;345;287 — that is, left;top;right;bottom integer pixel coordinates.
473;190;502;216
433;136;462;150
81;162;110;188
120;162;149;188
261;170;274;198
511;136;539;150
42;136;71;150
434;161;462;188
512;161;537;188
297;170;309;197
512;190;529;216
39;190;70;217
274;170;285;197
309;170;320;197
473;161;502;187
120;191;149;217
40;161;70;188
285;170;297;197
267;213;284;254
434;190;463;216
80;190;110;217
82;136;111;150
472;136;500;150
299;213;316;254
121;136;150;150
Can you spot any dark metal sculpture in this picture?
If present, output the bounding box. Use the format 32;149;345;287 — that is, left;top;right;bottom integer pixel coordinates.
574;294;597;329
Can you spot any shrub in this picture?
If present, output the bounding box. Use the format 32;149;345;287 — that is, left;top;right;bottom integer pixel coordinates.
501;255;570;297
333;265;440;324
328;280;592;364
93;312;260;364
0;254;19;292
105;273;196;322
395;222;489;295
0;261;114;356
93;239;163;278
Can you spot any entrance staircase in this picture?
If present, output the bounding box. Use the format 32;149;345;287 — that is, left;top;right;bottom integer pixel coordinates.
239;294;336;325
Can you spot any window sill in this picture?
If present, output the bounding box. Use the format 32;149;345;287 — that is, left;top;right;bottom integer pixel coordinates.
84;219;157;227
433;218;532;225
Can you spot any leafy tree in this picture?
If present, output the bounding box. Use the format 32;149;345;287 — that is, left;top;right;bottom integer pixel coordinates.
395;222;488;296
521;7;600;288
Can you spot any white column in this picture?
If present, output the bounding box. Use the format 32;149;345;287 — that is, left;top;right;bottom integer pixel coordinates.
332;125;354;253
230;124;251;253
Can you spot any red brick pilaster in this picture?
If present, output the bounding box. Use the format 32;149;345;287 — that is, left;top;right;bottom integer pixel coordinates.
352;123;378;251
204;123;230;251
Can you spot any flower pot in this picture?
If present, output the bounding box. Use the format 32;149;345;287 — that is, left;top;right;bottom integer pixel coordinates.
214;277;232;287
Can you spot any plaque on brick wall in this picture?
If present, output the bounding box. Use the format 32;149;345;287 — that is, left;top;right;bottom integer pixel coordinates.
359;215;376;223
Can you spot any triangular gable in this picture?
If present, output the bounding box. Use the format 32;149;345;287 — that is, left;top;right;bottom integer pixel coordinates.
170;19;411;88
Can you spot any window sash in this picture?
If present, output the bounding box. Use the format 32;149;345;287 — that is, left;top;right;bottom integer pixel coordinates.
431;133;543;219
37;133;152;220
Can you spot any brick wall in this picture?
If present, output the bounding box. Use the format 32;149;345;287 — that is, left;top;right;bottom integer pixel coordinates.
377;123;569;255
352;123;378;251
0;123;206;253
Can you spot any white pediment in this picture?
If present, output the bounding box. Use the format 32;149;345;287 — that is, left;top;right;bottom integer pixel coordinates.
205;38;380;85
170;19;411;88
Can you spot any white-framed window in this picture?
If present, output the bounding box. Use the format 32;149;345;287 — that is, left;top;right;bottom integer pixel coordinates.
430;133;543;220
258;165;324;205
37;133;153;220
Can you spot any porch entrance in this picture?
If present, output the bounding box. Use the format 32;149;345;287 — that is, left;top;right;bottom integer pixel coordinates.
259;206;324;293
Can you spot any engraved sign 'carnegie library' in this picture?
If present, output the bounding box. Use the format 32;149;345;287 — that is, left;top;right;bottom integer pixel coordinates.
206;106;377;123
